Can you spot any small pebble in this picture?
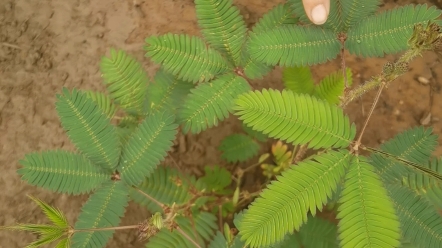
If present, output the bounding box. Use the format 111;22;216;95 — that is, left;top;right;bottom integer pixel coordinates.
393;109;400;116
417;76;430;85
420;112;432;126
399;100;404;105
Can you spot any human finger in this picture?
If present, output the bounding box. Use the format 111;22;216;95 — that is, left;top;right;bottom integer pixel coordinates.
301;0;330;25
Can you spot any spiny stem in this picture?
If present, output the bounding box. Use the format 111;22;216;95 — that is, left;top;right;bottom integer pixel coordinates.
176;227;202;248
73;225;139;233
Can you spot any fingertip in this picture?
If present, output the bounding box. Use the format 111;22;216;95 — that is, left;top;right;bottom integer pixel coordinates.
311;4;327;25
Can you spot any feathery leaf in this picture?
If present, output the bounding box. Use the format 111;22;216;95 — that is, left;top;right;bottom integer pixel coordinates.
83;91;117;118
129;167;192;213
337;156;401;248
241;3;297;79
234;89;356;149
179;73;250;133
346;4;442;57
56;88;120;171
146;69;194;114
283;66;315;95
299;216;338;248
146;212;217;248
195;0;247;65
314;68;352;104
100;49;148;115
388;184;442;247
239;150;351;247
242;123;267;142
118;112;177;186
370;126;438;181
28;195;68;228
145;34;231;83
248;25;340;67
71;181;128;248
18;151;109;195
219;134;260;163
208;231;228;248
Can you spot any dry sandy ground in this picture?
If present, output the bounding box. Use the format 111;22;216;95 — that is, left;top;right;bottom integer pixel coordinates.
0;0;441;247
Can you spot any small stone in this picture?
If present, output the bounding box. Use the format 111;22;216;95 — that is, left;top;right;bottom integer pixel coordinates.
97;32;104;38
417;76;430;85
393;109;400;116
420;112;432;126
61;72;69;81
399;100;404;105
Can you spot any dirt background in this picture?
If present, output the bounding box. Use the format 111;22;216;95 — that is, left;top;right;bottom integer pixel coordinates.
0;0;441;247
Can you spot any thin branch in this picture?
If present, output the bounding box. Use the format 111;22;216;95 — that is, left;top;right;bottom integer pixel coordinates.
73;225;139;233
1;42;21;50
353;81;386;152
132;186;165;208
176;226;202;248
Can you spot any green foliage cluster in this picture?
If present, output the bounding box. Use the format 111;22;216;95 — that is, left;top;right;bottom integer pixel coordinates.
2;0;442;248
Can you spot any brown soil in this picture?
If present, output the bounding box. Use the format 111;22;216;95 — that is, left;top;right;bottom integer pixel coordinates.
0;0;441;247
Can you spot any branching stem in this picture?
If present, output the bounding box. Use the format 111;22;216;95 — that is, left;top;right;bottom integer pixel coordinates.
73;225;139;233
176;227;202;248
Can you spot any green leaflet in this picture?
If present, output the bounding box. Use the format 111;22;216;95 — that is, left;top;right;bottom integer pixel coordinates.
340;0;381;31
146;69;194;114
346;4;442;57
28;196;69;229
18;151;109;195
219;134;260;163
179;73;251;134
239;150;351;247
195;0;247;66
252;3;297;34
314;68;353;104
56;88;120;171
208;231;229;248
299;216;338;248
234;89;356;149
283;66;315;95
145;34;231;83
71;181;128;248
198;166;232;193
248;25;340;67
100;49;148;116
83;91;117;118
118;112;178;186
129;167;192;213
241;3;297;79
370;126;438;181
146;212;217;248
388;184;442;247
402;157;442;209
242;123;267;142
337;156;401;248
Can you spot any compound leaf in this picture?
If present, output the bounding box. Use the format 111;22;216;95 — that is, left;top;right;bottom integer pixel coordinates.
146;69;194;114
242;3;297;79
299;216;338;248
56;88;120;171
198;165;232;193
346;4;442;57
145;34;231;83
248;26;340;67
196;0;247;66
239;150;351;247
208;231;228;248
146;212;217;248
283;66;315;95
370;126;438;181
388;184;442;247
100;49;148;115
71;181;128;248
219;134;260;163
28;196;68;229
129;167;192;213
314;68;352;104
118;112;178;186
179;73;251;133
234;89;356;149
18;151;109;195
83;91;117;118
337;156;401;248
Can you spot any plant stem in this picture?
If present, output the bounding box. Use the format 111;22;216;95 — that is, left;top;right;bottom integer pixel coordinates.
73;225;139;233
176;227;202;248
353;81;386;152
132;186;165;208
